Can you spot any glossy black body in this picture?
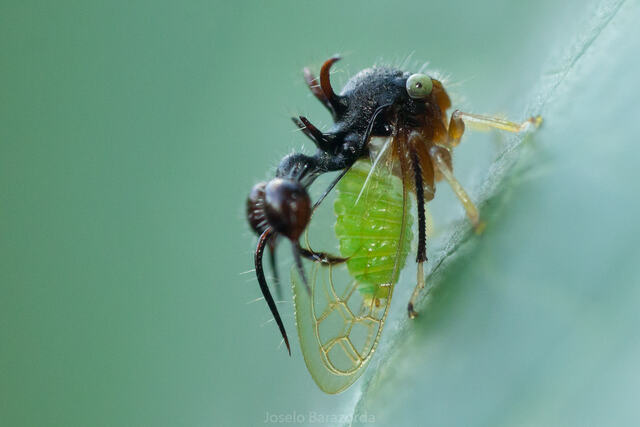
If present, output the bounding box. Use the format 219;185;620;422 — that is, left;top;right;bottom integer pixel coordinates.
276;66;429;186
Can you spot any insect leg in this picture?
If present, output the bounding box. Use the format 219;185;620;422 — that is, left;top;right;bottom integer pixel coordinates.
430;146;485;233
292;243;311;294
295;163;353;269
408;150;428;319
446;110;466;147
452;110;541;137
408;262;425;319
299;247;347;265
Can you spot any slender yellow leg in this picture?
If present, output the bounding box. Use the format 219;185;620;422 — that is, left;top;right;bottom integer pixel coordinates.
453;110;542;133
445;109;541;148
431;146;484;234
407;112;540;318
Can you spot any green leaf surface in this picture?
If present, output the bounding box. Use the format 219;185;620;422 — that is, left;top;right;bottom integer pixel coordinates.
350;0;640;425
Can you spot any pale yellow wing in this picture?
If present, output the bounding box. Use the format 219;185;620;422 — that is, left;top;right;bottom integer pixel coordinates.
292;153;413;394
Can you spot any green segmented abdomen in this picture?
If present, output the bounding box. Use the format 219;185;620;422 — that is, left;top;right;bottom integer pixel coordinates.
334;160;413;297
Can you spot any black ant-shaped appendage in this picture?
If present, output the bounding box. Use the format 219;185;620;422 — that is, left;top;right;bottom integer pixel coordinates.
247;151;348;356
248;176;312;356
302;56;344;118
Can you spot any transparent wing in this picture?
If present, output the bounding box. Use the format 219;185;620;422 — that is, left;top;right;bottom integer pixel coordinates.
292;145;413;394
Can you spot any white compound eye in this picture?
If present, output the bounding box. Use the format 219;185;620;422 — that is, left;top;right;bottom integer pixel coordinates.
405;73;433;99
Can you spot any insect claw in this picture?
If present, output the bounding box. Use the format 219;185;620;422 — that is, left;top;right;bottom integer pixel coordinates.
408;302;418;319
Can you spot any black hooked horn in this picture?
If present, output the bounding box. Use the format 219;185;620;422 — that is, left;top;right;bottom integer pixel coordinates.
319;56;344;116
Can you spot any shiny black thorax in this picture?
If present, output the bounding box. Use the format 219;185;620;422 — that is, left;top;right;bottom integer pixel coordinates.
276;66;433;186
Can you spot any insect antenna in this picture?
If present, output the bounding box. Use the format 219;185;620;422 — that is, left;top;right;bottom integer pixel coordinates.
255;227;291;355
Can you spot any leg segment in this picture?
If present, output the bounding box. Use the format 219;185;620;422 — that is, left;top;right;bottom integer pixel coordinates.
430;146;484;233
411;150;428;264
445;110;542;148
455;110;541;133
408;262;425;319
408;150;428;319
447;110;466;147
299;248;347;265
291;243;310;294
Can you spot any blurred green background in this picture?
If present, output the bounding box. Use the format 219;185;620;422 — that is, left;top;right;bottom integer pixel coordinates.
2;0;639;426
